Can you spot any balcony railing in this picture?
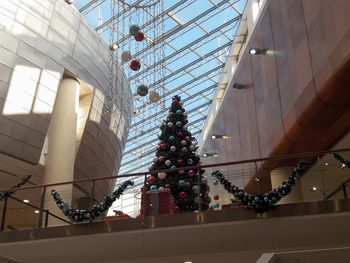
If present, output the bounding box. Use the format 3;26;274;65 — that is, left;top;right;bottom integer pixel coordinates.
0;147;350;232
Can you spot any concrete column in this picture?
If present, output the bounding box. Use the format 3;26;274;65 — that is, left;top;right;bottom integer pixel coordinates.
43;76;79;225
271;166;304;204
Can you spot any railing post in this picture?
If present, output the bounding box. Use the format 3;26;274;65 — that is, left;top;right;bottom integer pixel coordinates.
1;193;9;231
90;180;95;206
45;210;49;228
342;184;348;199
37;186;46;228
142;174;147;218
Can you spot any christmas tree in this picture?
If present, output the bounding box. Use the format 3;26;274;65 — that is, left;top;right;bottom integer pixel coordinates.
146;95;210;212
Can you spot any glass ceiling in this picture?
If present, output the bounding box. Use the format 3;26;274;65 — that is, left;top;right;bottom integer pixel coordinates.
73;0;247;181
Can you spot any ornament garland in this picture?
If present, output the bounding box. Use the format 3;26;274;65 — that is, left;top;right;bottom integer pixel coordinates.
0;175;32;201
333;153;350;168
211;160;307;211
51;181;134;222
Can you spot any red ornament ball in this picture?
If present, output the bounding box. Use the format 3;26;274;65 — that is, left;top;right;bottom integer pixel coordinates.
179;191;187;199
159;143;166;149
183;119;188;124
177;131;184;137
147;176;156;184
213;195;219;201
130;59;141;71
177;159;184;165
134;31;145;41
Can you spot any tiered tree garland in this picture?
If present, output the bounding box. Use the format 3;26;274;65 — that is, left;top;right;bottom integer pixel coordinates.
51;180;134;222
212;160;307;211
333;153;350;168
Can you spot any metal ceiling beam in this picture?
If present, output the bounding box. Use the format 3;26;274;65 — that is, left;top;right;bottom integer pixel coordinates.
129;16;240;81
126;0;236;63
79;0;103;14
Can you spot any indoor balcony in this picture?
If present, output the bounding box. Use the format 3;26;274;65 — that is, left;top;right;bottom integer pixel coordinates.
0;148;350;263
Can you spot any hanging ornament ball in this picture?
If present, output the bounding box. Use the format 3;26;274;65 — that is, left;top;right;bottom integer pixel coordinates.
185;136;191;141
201;178;208;185
192;185;199;193
187;159;193;165
134;31;145;41
159;143;166;150
188;169;195;177
181;147;188;153
176;109;182;114
165;160;172;167
137;85;148;96
213;195;219;200
169;135;175;141
184;119;188;124
179;169;185;174
178;159;184;165
129;24;140;36
167;122;174;128
130;59;141;71
158;172;166;180
189;145;195;151
177;131;184;137
176;121;182;127
147;176;156;184
159;156;165;162
179;191;187;199
183;125;188;131
149;90;160;103
165;183;171;189
213;180;219;186
171;165;177;170
153;157;159;163
181;140;187;146
158;187;165;191
185;181;191;188
121;51;132;62
150;185;158;191
170;146;176;152
178;180;186;187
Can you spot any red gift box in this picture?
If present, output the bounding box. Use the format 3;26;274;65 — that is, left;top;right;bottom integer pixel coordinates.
140;189;176;216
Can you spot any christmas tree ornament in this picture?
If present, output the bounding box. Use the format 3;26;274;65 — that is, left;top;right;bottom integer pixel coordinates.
181;147;188;153
213;195;219;200
192;185;199;193
177;131;183;137
165;160;171;166
159;143;166;149
137;84;148;96
187;159;193;165
167;122;174;128
178;180;186;187
147;176;156;184
168;112;173;117
150;185;158;191
185;136;191;141
153;157;159;163
130;59;141;71
121;51;131;62
201;178;208;185
134;31;145;41
213;180;218;186
179;192;187;199
170;146;176;152
159;156;165;162
129;24;140;36
181;140;187;146
171;165;177;170
176;109;182;114
176;121;182;127
185;182;191;188
179;169;185;174
188;169;195;177
165;184;171;189
158;172;166;180
169;135;175;141
184;119;188;124
189;145;195;151
183;126;188;131
178;159;184;165
149;90;160;103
